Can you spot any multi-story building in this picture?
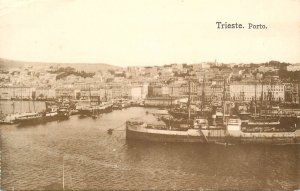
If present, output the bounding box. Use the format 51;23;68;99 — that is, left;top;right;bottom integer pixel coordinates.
292;82;300;103
0;87;12;99
168;84;183;97
144;97;188;107
55;88;75;99
230;82;285;102
181;81;199;99
35;88;56;99
283;83;293;102
148;85;170;97
0;87;35;100
78;88;113;102
110;84;130;98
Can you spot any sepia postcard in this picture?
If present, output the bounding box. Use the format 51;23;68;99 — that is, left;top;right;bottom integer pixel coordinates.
0;0;299;190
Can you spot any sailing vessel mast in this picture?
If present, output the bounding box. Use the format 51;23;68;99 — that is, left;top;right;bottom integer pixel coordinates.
62;157;65;191
29;91;31;113
254;81;257;116
188;78;191;121
89;86;92;105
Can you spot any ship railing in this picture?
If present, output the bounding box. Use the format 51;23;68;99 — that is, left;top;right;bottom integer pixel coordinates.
146;124;167;130
126;120;144;125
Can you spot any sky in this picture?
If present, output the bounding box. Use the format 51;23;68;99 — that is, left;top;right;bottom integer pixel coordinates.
0;0;299;67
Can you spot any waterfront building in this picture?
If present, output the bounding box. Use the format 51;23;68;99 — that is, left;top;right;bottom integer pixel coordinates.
128;83;148;100
182;80;198;96
229;81;285;102
0;87;35;100
144;97;188;107
110;84;130;99
35;88;56;99
168;84;182;97
55;88;75;99
148;84;170;97
77;87;113;101
0;87;11;99
129;86;142;100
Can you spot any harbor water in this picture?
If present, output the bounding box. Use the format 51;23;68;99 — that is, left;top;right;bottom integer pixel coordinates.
0;102;300;190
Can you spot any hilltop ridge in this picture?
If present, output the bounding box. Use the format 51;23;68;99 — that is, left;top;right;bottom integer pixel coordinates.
0;58;121;72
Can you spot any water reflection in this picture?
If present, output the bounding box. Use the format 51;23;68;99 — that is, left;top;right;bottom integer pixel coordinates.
1;107;299;190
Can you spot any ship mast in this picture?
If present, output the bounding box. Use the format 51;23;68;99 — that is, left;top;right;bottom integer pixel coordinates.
254;81;257;116
29;92;31;113
242;86;245;102
62;157;65;191
32;89;36;113
222;79;226;122
188;78;191;121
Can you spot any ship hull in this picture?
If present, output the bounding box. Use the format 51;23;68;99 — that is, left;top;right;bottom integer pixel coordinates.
15;117;43;125
78;109;93;116
57;113;70;120
42;115;59;122
169;111;198;119
126;127;206;143
126;124;300;145
226;136;299;145
103;105;113;113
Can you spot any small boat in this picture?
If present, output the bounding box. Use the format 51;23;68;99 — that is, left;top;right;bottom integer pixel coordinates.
102;102;113;113
0;113;15;124
107;128;114;135
42;106;58;122
78;105;93;116
57;105;70;120
0;118;15;124
112;99;130;110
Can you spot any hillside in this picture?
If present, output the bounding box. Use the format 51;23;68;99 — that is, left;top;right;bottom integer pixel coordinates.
0;58;121;72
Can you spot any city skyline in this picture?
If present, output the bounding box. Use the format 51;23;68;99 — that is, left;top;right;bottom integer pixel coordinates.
0;0;300;67
2;57;300;71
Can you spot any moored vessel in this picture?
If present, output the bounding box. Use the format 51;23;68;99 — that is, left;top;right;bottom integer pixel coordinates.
14;112;44;125
126;116;300;145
